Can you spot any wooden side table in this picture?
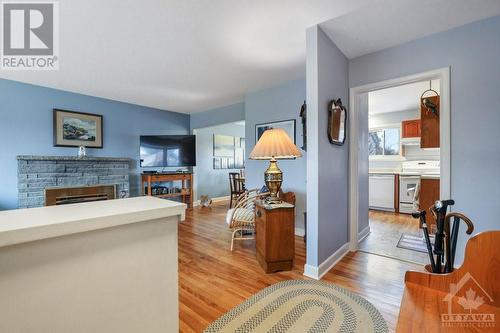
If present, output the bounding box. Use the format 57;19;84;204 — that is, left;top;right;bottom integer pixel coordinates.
255;201;295;273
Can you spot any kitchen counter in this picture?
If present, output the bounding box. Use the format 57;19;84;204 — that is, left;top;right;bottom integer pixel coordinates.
0;196;184;333
369;170;399;175
421;174;440;179
369;170;440;177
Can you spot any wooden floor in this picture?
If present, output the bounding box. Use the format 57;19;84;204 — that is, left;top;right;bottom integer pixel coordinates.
359;210;429;264
179;202;423;333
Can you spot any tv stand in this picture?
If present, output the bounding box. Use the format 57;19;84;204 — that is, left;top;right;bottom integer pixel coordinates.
141;172;193;209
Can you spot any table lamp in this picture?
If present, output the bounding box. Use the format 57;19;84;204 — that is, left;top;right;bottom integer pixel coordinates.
249;128;302;203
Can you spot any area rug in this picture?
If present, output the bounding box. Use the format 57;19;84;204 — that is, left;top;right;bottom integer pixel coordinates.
397;233;434;253
203;280;388;333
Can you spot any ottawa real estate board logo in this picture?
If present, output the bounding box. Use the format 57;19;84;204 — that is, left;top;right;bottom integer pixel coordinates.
442;272;496;328
1;1;59;70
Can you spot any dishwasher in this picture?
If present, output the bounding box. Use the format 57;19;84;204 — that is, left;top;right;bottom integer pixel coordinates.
369;174;395;211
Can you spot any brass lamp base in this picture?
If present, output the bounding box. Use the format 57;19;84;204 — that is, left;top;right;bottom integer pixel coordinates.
264;158;282;204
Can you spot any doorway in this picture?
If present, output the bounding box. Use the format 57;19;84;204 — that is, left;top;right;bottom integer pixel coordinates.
192;121;246;205
348;68;451;264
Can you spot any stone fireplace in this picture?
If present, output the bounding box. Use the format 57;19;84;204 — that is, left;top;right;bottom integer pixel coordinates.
17;156;130;208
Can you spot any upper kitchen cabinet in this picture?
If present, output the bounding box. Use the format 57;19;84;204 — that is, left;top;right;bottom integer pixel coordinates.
402;119;421;138
420;95;440;148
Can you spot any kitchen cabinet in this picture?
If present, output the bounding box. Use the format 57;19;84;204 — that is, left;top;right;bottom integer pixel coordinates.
419;178;440;229
369;174;396;211
402;119;421;138
420;95;440;148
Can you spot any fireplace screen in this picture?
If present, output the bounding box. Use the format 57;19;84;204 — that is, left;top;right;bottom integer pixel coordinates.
45;185;116;206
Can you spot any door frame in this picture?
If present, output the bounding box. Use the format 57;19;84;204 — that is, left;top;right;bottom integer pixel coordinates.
348;67;451;251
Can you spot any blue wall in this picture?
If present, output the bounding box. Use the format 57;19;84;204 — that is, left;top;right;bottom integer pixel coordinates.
0;79;190;210
193;122;245;200
349;15;500;265
306;26;349;271
245;78;307;235
190;102;245;130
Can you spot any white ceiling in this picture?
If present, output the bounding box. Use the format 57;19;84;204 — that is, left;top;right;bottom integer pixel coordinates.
1;0;500;114
320;0;500;59
0;0;369;113
369;79;440;115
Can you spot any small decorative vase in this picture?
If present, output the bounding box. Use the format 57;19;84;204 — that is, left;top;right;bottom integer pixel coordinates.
78;146;87;159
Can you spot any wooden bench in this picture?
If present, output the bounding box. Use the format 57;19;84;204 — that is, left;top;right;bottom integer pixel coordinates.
397;231;500;332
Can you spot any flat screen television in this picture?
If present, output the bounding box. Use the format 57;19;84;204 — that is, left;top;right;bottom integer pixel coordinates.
140;135;196;167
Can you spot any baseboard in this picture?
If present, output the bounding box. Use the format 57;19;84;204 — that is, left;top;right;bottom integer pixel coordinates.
303;242;350;280
303;264;319;280
295;227;305;237
358;225;370;243
193;195;230;207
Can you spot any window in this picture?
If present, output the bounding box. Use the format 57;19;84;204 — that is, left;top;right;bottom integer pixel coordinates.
369;127;400;156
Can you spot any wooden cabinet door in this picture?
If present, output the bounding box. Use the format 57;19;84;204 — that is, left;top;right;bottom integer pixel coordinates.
420;178;440;229
265;209;294;262
402;119;421;138
420;96;440;148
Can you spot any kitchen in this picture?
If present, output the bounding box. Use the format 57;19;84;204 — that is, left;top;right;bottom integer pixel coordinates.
359;80;443;264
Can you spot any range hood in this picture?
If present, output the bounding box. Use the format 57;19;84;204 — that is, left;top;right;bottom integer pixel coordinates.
401;137;420;145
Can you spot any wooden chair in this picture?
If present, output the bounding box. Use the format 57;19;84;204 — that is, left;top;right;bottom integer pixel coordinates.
229;172;245;208
397;230;500;332
226;189;268;251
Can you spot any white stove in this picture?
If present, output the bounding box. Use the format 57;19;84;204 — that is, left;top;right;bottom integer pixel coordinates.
399;160;440;214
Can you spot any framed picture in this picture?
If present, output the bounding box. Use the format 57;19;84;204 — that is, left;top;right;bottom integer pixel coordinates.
255;119;296;144
213;134;235;157
213;135;245;169
53;109;103;148
234;137;245;169
213;157;222;169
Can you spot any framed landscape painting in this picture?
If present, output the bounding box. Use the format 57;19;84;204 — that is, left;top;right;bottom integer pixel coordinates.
53;109;103;148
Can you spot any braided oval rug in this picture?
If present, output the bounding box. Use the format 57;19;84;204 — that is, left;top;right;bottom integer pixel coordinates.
204;280;388;333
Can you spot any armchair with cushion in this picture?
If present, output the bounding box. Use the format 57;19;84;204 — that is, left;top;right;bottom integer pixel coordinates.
226;188;268;251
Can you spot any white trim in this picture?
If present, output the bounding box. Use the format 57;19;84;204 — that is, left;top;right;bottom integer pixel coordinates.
295;227;305;237
358;225;370;243
349;67;451;251
193;195;230;207
303;264;319;280
303;243;350;280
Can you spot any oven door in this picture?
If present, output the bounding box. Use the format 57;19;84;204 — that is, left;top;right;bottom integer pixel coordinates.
399;176;420;203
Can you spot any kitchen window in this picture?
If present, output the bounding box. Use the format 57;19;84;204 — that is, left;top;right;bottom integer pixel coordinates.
369;127;400;156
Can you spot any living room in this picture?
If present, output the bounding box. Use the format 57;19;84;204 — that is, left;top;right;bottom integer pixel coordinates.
1;1;500;332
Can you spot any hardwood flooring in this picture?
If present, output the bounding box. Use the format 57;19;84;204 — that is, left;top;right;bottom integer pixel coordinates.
359;210;429;264
179;202;422;333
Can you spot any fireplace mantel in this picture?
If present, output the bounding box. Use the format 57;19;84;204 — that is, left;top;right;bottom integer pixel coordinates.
17;155;130;162
17;155;131;208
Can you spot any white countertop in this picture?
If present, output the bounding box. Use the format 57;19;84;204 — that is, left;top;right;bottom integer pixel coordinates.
369;169;440;177
0;196;186;248
420;174;441;179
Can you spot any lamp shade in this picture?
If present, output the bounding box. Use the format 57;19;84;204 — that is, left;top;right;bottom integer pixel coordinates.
249;128;302;160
